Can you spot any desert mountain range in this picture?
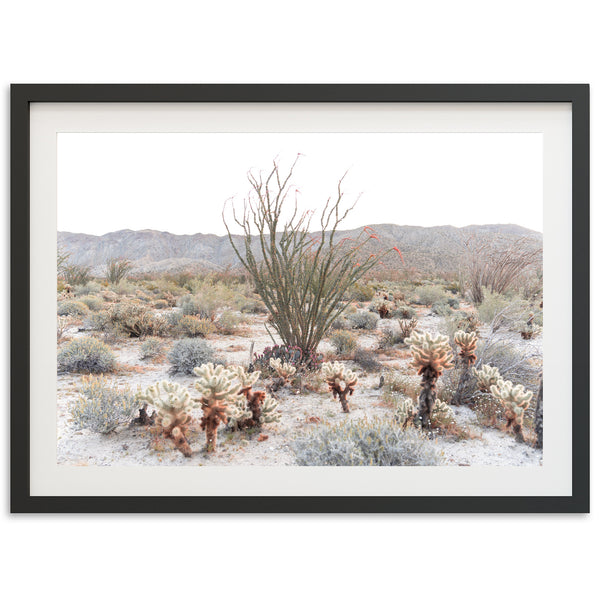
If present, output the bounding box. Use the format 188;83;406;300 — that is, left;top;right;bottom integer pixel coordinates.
58;224;542;276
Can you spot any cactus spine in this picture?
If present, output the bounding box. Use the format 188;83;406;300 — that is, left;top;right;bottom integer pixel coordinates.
194;363;241;452
452;330;478;405
321;361;358;413
137;381;197;457
490;379;533;442
405;331;453;428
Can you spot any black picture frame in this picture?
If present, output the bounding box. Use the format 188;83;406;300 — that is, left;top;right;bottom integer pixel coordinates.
11;84;590;513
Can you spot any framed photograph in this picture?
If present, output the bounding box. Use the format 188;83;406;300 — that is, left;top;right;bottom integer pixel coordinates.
11;84;589;513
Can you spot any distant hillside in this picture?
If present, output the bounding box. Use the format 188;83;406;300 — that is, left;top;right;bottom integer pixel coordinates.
58;224;542;276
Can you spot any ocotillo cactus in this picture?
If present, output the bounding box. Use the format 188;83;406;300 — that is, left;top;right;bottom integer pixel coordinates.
194;363;241;452
473;364;503;392
490;379;533;442
405;331;453;428
395;398;417;428
321;361;358;413
452;330;478;405
269;357;296;382
137;380;197;457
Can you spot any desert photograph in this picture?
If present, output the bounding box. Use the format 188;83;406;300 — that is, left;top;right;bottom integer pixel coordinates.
55;132;544;467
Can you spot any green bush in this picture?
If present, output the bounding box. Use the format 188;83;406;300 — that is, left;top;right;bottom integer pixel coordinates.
57;300;90;317
392;305;416;320
107;302;167;337
292;417;444;466
415;285;447;306
58;337;116;373
348;310;379;330
78;295;104;311
177;315;216;338
329;330;358;356
347;282;376;302
139;337;165;360
431;301;453;316
168;338;217;375
216;310;242;334
70;375;139;433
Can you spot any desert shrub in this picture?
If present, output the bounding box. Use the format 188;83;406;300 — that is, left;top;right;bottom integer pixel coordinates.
432;301;453;316
168;338;217;375
84;310;112;333
348;310;379;330
73;281;102;296
347;282;376;302
379;327;404;349
382;370;420;398
447;297;460;309
443;312;481;340
177;291;222;321
57;337;116;373
472;392;505;427
415;285;447;306
153;299;169;309
63;264;92;286
477;291;510;323
165;310;184;329
216;310;242;334
57;300;89;317
329;330;358;356
104;257;133;284
251;344;323;374
240;297;268;314
177;315;216;338
177;294;201;316
57;316;75;342
70;375;138;433
107;302;167;337
352;347;382;372
78;295;104;311
330;315;351;330
292;418;444;466
393;305;416;320
139;337;165;360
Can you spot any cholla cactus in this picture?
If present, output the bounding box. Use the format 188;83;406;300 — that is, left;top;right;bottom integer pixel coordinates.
227;397;254;431
454;331;477;366
322;361;358;413
372;297;394;319
269;357;296;381
473;364;503;392
194;363;241;452
138;381;197;457
405;332;453;427
229;365;276;429
395;398;417;428
230;365;260;393
260;394;281;425
490;379;533;442
453;330;478;405
430;398;456;428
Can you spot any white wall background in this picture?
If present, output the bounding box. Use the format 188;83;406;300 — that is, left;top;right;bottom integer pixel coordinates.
1;2;596;599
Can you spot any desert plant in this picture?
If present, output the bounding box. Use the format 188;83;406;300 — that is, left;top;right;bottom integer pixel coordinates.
63;264;92;286
395;398;417;428
431;301;453;316
57;299;90;316
329;330;358;356
398;318;418;340
71;375;139;433
351;347;382;372
194;363;242;452
139;337;165;360
78;295;104;311
348;310;379;330
223;159;392;359
106;302;166;338
57;316;75;342
347;282;375;302
452;330;478;405
321;361;358;412
216;310;242;334
473;364;503;392
58;337;116;373
153;299;169;309
490;379;533;442
138;380;197;456
292;417;444;466
534;379;543;449
269;357;297;382
415;285;447;306
177;315;215;338
393;305;416;320
429;398;456;429
405;331;454;428
168;338;216;375
104;257;133;284
371;297;394;319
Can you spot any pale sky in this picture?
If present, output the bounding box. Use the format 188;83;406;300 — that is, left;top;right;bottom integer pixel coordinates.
57;132;543;236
